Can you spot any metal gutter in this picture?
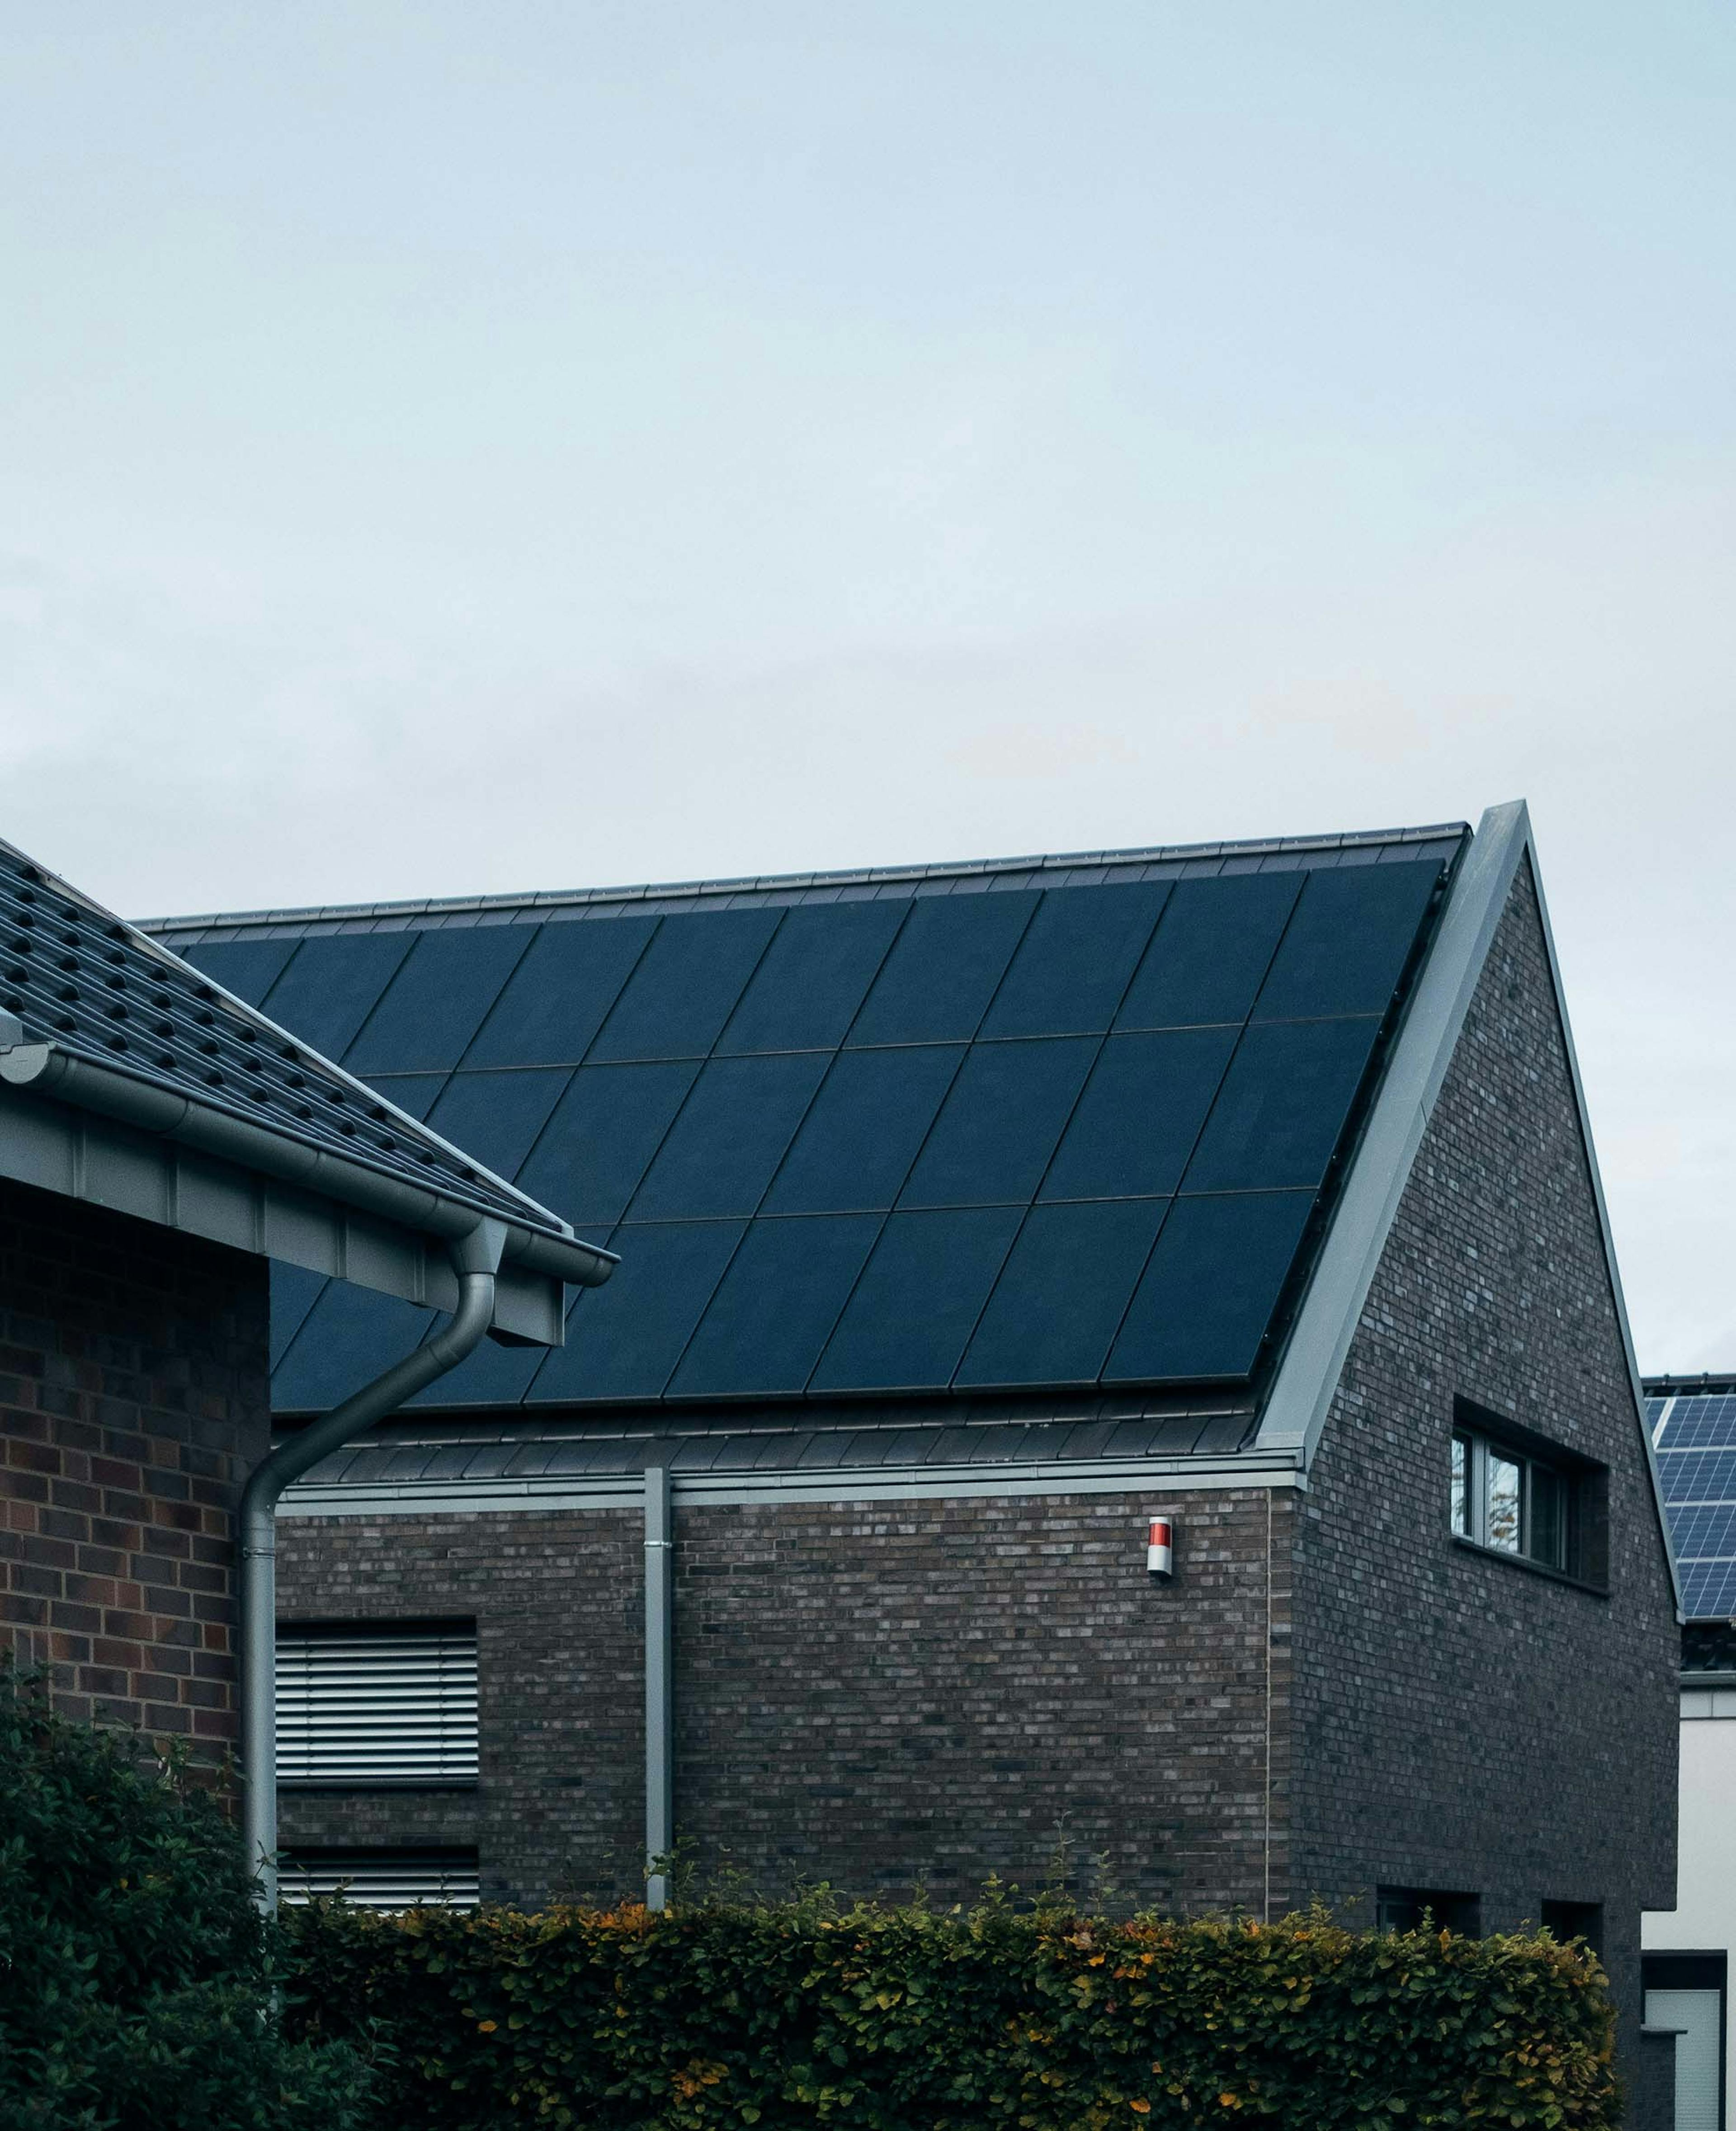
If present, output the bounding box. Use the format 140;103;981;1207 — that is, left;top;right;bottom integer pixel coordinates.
0;1042;614;1292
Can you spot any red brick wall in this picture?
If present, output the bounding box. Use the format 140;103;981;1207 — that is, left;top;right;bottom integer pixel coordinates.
0;1177;270;1760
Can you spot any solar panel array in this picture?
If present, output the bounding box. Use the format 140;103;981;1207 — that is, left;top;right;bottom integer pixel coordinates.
0;836;567;1236
1648;1390;1736;1618
171;848;1455;1413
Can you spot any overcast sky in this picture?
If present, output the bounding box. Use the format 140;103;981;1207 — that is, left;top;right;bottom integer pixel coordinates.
2;3;1732;1369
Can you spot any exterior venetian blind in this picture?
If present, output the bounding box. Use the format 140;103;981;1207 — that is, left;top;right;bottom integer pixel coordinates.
279;1848;480;1911
275;1623;478;1785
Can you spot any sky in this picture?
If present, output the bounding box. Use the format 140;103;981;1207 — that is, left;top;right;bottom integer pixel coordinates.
1;3;1732;1369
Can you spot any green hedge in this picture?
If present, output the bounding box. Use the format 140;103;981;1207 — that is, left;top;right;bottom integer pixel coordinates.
282;1896;1617;2130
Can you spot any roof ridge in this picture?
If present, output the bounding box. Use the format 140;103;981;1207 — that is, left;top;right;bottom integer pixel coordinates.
139;821;1471;934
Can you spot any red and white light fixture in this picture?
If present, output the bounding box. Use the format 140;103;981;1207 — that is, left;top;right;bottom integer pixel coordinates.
1146;1515;1176;1581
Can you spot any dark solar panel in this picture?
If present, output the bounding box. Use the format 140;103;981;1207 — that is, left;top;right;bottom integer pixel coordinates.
271;1264;327;1368
346;928;531;1075
184;939;298;1006
668;1214;883;1397
1682;1562;1736;1619
588;909;780;1062
762;1046;964;1214
1114;874;1300;1031
1656;1449;1736;1505
1040;1028;1237;1201
363;1073;450;1122
1181;1018;1382;1194
1655;1395;1736;1451
528;1221;744;1403
978;883;1170;1039
1663;1504;1736;1557
846;893;1038;1046
716;902;905;1055
1252;861;1440;1023
811;1207;1023;1392
403;1327;548;1410
461;917;655;1069
899;1038;1097;1209
955;1198;1169;1388
1104;1191;1314;1382
627;1054;830;1219
514;1060;699;1229
424;1069;572;1183
259;933;415;1064
274;1282;436;1412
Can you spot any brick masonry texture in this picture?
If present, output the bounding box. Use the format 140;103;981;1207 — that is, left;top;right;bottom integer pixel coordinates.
1289;859;1678;2124
0;1176;270;1759
276;858;1674;2114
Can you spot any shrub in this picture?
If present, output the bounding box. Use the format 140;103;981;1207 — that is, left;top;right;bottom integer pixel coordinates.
282;1890;1617;2130
0;1666;378;2131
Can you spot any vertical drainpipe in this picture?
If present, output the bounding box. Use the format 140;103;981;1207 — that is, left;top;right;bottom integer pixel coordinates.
644;1460;674;1910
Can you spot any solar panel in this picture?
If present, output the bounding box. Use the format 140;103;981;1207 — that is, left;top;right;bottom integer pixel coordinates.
1656;1396;1736;1451
1681;1561;1736;1620
271;1264;326;1368
1104;1191;1314;1382
363;1073;449;1121
259;933;415;1065
461;917;655;1069
588;910;780;1062
274;1282;436;1413
184;938;298;1006
514;1060;699;1229
846;893;1037;1046
347;929;532;1075
1181;1017;1382;1194
1657;1450;1736;1505
1114;874;1300;1032
978;883;1170;1039
424;1069;572;1183
1252;861;1441;1023
627;1054;830;1219
811;1207;1023;1392
528;1221;744;1404
716;902;905;1055
1040;1028;1237;1202
954;1198;1169;1388
761;1046;964;1214
1664;1504;1736;1558
668;1214;883;1397
898;1038;1097;1209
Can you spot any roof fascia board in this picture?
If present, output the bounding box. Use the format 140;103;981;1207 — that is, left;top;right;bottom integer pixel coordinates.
0;1082;567;1345
280;1447;1308;1519
1255;801;1533;1460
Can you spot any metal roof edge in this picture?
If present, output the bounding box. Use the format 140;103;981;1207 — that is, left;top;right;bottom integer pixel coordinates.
1254;801;1531;1462
1645;1373;1736;1398
137;821;1472;935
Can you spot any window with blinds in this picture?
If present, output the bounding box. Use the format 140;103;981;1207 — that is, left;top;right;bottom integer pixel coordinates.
279;1848;481;1910
275;1620;479;1787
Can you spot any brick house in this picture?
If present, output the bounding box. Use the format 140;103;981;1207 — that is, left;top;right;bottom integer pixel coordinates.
0;832;609;1777
150;800;1680;2113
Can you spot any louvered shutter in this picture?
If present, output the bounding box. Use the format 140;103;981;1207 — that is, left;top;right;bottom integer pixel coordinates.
275;1625;478;1784
279;1850;480;1910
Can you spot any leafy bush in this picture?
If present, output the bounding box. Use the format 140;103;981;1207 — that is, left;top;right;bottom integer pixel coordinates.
0;1666;378;2131
283;1888;1617;2130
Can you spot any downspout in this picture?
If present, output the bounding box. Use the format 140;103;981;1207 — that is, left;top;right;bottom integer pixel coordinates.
240;1217;508;1914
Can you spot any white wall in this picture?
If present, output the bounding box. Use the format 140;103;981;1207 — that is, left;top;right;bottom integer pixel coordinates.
1643;1688;1736;2124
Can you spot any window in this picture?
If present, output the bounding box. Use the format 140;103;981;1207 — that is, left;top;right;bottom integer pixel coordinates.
275;1619;478;1787
1450;1422;1581;1575
1540;1900;1603;1956
279;1848;480;1910
1375;1886;1480;1936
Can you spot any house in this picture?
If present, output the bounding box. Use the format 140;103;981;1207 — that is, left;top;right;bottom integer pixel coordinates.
147;801;1680;2117
0;831;609;1829
1642;1371;1736;2130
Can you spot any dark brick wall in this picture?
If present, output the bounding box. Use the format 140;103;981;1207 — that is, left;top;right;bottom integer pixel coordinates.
0;1176;270;1759
1288;859;1679;2122
279;1487;1291;1913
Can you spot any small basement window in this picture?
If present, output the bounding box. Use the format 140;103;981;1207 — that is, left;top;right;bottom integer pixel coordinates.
275;1618;478;1787
279;1848;480;1911
1450;1409;1603;1583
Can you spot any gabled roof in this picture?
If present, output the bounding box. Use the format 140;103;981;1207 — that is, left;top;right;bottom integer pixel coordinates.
148;821;1467;1420
0;835;613;1340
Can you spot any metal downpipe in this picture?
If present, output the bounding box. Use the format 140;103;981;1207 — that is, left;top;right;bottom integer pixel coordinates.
239;1218;507;1914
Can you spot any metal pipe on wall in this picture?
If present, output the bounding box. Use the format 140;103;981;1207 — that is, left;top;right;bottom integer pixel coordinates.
644;1461;674;1911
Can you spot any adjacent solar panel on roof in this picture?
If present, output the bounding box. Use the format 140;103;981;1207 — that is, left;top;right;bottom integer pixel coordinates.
275;1283;436;1414
184;938;297;1005
978;883;1170;1038
462;917;655;1069
955;1198;1169;1389
588;909;780;1062
1039;1029;1236;1201
846;893;1037;1045
1104;1191;1315;1382
1251;861;1440;1023
898;1038;1097;1209
668;1213;882;1397
1182;1018;1382;1194
260;933;415;1063
627;1054;829;1220
424;1068;572;1183
1114;874;1299;1031
811;1207;1023;1392
515;1061;699;1229
346;929;530;1075
717;901;905;1055
530;1221;743;1403
763;1046;964;1215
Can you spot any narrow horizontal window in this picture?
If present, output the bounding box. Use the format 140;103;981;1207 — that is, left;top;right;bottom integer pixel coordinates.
279;1848;479;1911
275;1621;478;1786
1450;1425;1579;1576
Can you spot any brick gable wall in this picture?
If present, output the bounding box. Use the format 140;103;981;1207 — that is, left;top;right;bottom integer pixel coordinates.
0;1177;270;1759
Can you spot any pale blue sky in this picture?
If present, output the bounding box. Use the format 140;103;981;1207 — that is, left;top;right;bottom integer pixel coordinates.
1;3;1732;1364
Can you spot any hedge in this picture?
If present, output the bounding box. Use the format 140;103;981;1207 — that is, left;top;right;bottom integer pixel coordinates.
282;1895;1618;2130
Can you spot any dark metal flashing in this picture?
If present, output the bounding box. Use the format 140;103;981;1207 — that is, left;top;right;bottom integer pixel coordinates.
1645;1375;1736;1399
141;824;1470;944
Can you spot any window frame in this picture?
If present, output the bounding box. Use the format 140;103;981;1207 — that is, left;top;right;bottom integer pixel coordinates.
1448;1401;1607;1592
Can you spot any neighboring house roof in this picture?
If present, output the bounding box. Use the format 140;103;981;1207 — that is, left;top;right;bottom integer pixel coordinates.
147;820;1468;1422
0;834;612;1346
1643;1376;1736;1620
